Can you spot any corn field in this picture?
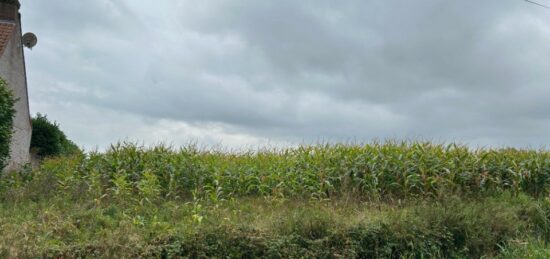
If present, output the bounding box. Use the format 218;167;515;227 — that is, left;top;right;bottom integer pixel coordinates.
5;141;550;201
4;141;550;257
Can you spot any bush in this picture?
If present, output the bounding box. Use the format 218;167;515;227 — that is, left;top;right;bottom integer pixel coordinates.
0;77;16;170
30;114;81;157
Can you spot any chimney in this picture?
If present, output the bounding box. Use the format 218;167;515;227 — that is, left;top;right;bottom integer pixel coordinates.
0;0;20;22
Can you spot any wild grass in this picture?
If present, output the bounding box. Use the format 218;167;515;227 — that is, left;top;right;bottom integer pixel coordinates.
1;194;549;258
2;141;550;257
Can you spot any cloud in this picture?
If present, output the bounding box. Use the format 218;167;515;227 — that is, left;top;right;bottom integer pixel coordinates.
20;0;550;149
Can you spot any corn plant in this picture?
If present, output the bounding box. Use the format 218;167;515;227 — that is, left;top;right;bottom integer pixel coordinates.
8;141;550;201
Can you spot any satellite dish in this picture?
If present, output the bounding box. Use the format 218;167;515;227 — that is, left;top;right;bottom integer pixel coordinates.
22;32;38;49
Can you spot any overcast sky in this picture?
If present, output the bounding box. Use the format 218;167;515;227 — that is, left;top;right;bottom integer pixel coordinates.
19;0;550;150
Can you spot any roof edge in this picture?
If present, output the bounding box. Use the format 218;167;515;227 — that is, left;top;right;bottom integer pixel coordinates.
0;0;20;9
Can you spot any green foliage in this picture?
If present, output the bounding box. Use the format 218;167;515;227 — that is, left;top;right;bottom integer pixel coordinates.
30;113;81;157
0;77;16;170
3;142;550;257
137;170;161;204
0;194;548;258
12;141;550;201
273;206;337;240
110;171;132;202
499;239;550;258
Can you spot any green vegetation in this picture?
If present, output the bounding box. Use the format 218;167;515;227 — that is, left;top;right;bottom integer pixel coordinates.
31;113;81;158
2;193;550;258
3;142;550;257
0;77;16;170
19;141;550;200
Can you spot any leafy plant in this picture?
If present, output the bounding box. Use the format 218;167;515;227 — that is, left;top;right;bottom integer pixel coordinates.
110;170;132;202
137;170;161;204
30;113;81;157
0;77;16;170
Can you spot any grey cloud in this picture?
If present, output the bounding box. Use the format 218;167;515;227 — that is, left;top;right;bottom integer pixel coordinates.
20;0;550;149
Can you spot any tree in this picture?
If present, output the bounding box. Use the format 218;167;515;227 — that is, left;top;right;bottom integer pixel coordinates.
31;114;81;157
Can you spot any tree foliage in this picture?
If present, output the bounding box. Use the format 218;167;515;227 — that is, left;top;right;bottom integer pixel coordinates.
0;77;16;170
31;114;81;157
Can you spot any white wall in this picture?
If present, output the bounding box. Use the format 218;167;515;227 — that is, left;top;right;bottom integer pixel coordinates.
0;18;31;172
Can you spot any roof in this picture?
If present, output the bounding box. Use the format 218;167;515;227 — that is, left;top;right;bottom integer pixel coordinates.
0;0;20;9
0;21;14;57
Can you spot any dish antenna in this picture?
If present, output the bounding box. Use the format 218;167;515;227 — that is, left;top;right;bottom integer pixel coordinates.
22;32;38;49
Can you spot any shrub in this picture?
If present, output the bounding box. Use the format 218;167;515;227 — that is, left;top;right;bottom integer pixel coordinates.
30;113;81;157
0;77;16;170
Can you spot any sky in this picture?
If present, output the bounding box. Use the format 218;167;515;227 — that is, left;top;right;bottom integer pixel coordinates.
19;0;550;150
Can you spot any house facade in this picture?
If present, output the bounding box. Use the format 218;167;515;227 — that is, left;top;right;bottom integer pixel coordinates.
0;0;31;171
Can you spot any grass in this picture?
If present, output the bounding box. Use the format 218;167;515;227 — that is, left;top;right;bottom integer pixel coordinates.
2;194;549;258
499;239;550;258
3;141;550;257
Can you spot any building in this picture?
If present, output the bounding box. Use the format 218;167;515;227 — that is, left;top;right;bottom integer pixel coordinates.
0;0;31;171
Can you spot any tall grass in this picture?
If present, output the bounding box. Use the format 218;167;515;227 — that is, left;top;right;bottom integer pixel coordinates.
2;193;550;258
